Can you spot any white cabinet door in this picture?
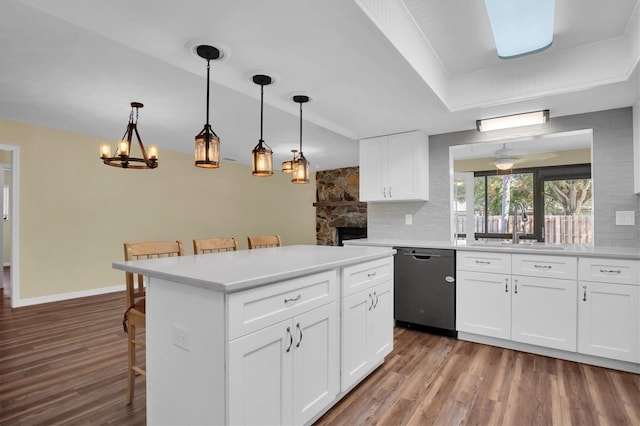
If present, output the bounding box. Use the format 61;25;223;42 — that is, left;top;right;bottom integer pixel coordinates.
578;281;640;363
511;276;577;351
341;280;393;391
368;281;393;361
359;136;387;201
386;131;428;201
341;289;371;391
292;302;339;425
228;320;293;426
457;270;511;339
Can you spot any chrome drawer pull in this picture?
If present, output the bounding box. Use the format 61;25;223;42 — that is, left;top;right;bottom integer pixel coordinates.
583;285;587;302
367;272;377;278
284;294;302;303
534;264;552;269
599;269;621;274
475;260;491;265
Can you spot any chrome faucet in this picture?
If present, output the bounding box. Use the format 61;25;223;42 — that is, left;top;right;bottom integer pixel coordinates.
513;201;528;244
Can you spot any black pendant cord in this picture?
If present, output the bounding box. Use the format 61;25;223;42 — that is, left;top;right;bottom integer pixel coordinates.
205;58;211;130
299;103;303;153
259;83;264;142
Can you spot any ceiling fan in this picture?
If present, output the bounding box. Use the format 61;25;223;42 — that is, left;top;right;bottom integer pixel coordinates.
493;143;520;170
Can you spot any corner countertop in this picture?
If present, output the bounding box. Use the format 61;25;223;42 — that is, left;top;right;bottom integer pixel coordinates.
112;244;396;293
343;239;640;260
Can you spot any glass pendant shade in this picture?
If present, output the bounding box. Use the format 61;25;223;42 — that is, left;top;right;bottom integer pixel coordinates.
252;140;273;176
281;149;297;173
291;152;309;184
195;125;220;168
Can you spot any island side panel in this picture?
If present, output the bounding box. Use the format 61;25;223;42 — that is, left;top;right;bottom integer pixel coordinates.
146;278;225;425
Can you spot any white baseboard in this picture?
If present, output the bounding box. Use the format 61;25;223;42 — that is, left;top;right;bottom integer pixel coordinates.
12;284;126;307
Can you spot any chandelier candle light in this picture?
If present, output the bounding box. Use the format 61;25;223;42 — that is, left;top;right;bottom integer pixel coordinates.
291;95;310;184
195;45;221;168
251;74;274;176
100;102;158;169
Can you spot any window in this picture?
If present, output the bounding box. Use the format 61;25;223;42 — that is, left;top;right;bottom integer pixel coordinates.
469;164;591;243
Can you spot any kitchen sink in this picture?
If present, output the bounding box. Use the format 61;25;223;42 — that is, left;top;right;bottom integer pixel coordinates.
469;242;565;250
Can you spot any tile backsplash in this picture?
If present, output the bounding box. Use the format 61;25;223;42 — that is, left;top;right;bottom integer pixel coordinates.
368;108;640;248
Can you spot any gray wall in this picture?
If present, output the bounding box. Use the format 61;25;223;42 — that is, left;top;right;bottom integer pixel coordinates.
368;107;640;248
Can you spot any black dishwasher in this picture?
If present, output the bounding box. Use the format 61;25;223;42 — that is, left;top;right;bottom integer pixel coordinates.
394;247;456;337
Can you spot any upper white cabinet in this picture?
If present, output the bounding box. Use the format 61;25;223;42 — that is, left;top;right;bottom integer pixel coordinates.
359;130;429;202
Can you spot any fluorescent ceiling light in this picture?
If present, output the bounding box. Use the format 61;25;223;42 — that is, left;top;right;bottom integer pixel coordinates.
476;110;549;132
484;0;554;59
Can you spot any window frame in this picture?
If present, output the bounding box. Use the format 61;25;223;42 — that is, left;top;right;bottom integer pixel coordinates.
472;163;591;242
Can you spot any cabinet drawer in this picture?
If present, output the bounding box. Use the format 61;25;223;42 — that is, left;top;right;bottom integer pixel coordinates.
512;254;577;280
227;270;338;340
342;257;393;297
578;258;640;285
457;251;511;274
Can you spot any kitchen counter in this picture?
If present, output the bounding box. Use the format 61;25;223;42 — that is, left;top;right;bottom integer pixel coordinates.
113;244;396;293
344;238;640;260
111;244;396;425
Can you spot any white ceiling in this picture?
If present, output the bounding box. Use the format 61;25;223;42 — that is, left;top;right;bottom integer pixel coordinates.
0;0;638;171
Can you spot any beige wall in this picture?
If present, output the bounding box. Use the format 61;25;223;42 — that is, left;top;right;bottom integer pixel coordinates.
0;119;317;301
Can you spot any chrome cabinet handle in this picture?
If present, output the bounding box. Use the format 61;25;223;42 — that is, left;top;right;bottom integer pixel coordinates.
296;322;303;348
389;186;392;198
583;285;587;302
373;291;379;309
368;293;374;311
383;187;387;198
534;265;551;269
514;279;518;294
367;272;377;278
505;278;509;293
285;327;293;353
284;294;301;303
600;269;621;274
476;260;491;265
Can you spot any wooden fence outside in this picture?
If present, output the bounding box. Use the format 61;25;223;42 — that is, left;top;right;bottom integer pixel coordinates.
456;215;593;244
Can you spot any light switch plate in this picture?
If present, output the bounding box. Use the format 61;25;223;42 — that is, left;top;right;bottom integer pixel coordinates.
615;211;636;226
405;214;412;225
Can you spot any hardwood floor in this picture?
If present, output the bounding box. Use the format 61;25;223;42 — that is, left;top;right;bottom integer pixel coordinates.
1;289;638;425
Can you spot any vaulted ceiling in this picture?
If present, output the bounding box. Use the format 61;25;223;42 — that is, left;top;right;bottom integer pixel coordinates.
1;0;638;171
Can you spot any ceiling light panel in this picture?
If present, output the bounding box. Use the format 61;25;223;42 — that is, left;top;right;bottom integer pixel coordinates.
484;0;555;59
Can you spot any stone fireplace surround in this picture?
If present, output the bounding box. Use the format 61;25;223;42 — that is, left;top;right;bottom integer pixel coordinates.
315;167;367;246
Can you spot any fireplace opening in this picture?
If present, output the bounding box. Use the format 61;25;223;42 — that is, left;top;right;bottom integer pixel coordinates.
337;227;367;246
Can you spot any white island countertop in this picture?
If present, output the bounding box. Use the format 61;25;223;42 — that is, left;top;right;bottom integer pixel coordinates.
112;244;396;293
344;238;640;260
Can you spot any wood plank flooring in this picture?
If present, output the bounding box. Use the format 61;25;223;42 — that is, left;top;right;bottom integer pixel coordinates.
1;288;639;425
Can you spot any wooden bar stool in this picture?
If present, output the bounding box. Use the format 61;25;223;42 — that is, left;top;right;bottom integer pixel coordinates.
122;240;184;404
193;237;238;254
247;235;282;249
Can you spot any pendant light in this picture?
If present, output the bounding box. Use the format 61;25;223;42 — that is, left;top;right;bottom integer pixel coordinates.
100;102;158;169
281;149;297;173
195;45;221;168
291;95;310;184
251;75;274;176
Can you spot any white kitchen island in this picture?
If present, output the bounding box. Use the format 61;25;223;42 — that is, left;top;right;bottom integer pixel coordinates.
113;244;396;426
